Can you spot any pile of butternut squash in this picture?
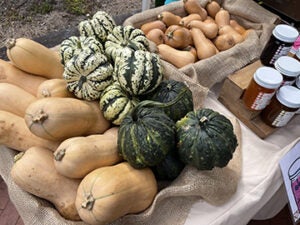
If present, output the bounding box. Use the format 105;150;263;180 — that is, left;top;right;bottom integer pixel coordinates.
140;0;252;68
0;37;157;225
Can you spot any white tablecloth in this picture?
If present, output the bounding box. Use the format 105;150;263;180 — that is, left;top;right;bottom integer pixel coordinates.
184;90;299;225
0;90;298;225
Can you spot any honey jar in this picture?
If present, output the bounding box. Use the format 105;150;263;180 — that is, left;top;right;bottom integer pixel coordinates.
260;24;299;67
274;56;300;86
261;85;300;127
242;66;283;111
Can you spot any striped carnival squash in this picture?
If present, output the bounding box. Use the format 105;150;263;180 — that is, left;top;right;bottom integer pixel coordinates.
78;11;116;42
146;79;194;121
118;100;176;169
105;25;150;61
63;49;113;100
59;36;104;65
100;82;140;125
114;48;163;96
176;108;238;170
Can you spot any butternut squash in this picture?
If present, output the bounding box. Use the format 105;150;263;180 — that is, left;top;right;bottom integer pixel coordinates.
213;33;236;51
0;110;60;152
158;44;196;68
188;20;218;39
157;11;182;27
0;59;46;96
229;19;246;35
183;45;198;62
6;37;64;79
183;0;207;21
37;78;75;98
146;28;165;45
0;83;36;117
179;13;202;27
205;0;221;18
218;25;244;44
11;146;81;221
140;20;167;34
75;162;157;225
53;127;122;179
24;97;111;141
164;25;193;49
215;8;230;28
191;28;218;59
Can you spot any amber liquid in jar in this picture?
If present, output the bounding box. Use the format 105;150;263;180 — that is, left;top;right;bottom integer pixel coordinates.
243;80;276;110
242;67;283;111
260;97;298;127
261;86;300;127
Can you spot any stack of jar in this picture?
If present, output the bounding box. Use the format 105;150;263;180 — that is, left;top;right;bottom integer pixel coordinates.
243;24;300;128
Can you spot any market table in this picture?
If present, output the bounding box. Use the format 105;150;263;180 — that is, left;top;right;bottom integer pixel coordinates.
183;89;299;225
0;88;298;225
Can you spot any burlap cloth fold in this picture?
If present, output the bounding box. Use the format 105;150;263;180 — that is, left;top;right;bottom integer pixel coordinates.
0;1;279;225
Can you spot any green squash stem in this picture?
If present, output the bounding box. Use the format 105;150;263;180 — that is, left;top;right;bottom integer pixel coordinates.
131;88;189;121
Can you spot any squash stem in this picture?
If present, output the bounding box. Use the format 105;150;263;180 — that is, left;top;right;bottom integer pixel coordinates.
5;38;16;50
13;152;25;163
132;88;188;118
81;193;95;211
54;149;66;161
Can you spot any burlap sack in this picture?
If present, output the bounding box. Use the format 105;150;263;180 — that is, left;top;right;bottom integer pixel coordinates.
124;0;279;107
0;1;280;225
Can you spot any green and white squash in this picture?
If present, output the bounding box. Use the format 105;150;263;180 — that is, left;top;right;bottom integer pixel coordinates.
146;79;194;121
114;48;163;96
105;25;149;61
118;101;176;169
63;49;114;101
78;11;116;42
100;81;140;125
60;36;104;65
176;108;238;170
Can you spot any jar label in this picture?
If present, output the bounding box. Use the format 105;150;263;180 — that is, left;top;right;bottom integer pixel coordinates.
269;45;292;65
272;110;296;127
282;79;296;86
251;91;275;110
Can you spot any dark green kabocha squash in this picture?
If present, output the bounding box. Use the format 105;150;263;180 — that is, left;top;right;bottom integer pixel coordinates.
78;11;116;43
63;48;114;100
105;25;150;61
114;48;163;96
100;81;140;125
118;101;176;169
151;149;185;181
59;36;104;65
146;79;193;121
176;108;238;170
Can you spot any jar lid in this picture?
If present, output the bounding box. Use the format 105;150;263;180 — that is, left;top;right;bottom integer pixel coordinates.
273;24;299;43
254;66;283;89
276;85;300;108
274;56;300;77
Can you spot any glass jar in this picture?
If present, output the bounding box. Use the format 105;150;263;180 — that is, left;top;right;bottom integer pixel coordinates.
287;35;300;57
274;56;300;86
261;85;300;127
260;24;299;67
294;49;300;62
242;66;283;110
